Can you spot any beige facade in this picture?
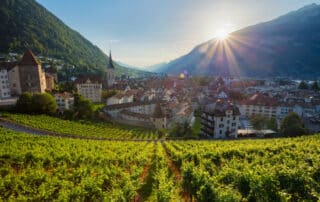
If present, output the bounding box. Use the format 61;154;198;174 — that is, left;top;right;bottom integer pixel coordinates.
76;79;102;103
239;104;278;118
7;65;21;96
45;73;55;91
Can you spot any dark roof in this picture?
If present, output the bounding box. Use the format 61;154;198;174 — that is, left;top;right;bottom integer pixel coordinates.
105;100;160;111
120;109;150;120
75;75;102;84
46;66;57;74
0;61;18;70
19;50;40;65
153;102;165;118
108;51;115;69
203;99;240;117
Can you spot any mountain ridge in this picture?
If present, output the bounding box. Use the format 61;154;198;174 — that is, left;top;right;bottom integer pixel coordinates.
0;0;148;77
158;3;320;79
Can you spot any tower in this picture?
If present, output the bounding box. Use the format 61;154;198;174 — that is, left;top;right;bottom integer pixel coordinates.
106;51;115;88
152;102;167;129
18;50;46;93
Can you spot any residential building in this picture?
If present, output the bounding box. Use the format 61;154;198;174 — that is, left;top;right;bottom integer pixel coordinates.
54;92;74;111
201;100;240;139
76;76;102;103
238;93;279;118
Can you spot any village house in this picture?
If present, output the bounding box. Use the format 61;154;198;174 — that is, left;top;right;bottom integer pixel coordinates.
54;92;74;111
201;99;241;139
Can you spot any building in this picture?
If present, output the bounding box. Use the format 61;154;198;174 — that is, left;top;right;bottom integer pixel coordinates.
104;100;167;129
76;76;102;103
0;66;11;99
107;92;134;105
151;102;167;129
201;100;240;139
105;51;115;88
54;92;74;111
17;50;46;93
45;73;55;91
7;63;21;96
238;93;279;118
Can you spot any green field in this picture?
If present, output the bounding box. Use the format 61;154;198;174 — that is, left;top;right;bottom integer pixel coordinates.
2;113;158;140
0;127;319;201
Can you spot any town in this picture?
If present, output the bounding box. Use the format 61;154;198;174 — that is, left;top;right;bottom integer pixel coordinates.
1;49;318;139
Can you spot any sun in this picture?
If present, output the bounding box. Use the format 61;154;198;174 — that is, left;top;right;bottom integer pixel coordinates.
215;29;230;40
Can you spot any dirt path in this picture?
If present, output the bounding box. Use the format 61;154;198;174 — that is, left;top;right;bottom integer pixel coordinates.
161;142;192;202
133;142;156;202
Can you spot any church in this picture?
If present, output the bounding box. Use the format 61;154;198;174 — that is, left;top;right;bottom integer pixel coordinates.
104;51;115;88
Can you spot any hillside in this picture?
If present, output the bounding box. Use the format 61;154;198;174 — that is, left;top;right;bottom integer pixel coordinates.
0;0;148;77
159;4;320;79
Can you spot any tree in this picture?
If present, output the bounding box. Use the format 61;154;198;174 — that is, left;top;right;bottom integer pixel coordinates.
15;92;33;113
311;81;319;91
250;115;267;130
169;121;193;138
298;81;308;90
73;94;94;119
280;112;307;137
31;93;57;115
267;117;278;132
101;90;117;102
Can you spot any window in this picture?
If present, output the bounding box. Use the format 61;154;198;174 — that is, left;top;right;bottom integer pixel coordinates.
233;117;236;120
219;130;222;134
220;117;223;121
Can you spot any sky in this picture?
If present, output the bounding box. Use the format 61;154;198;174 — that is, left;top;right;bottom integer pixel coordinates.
36;0;320;68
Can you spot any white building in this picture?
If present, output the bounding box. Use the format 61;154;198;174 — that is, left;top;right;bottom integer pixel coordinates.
54;92;74;111
0;67;11;99
201;100;241;139
76;76;102;103
107;92;134;105
238;93;278;118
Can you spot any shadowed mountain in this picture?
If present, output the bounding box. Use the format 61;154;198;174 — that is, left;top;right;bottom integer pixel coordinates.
159;4;320;79
0;0;149;77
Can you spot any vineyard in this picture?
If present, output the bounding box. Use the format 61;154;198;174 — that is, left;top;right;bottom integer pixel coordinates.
2;113;158;140
0;127;320;201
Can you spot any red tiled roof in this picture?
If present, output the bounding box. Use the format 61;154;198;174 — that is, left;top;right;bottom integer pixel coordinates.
54;92;74;99
241;93;279;106
19;50;40;65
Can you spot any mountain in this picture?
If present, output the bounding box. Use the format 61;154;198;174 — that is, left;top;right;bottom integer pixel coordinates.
0;0;146;77
146;62;168;73
159;4;320;79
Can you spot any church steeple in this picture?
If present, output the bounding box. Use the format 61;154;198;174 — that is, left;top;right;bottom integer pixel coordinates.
108;51;115;69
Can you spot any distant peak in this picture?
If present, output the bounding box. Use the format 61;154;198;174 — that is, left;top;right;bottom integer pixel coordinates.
298;3;319;11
